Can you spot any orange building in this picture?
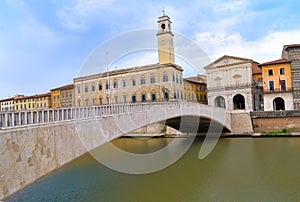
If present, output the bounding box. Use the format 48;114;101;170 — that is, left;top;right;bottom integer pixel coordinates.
259;58;293;111
50;84;74;108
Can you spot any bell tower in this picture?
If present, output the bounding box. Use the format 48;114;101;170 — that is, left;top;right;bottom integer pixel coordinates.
157;12;175;65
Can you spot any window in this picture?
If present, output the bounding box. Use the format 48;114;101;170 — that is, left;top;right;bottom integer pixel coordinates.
107;97;110;104
132;95;136;103
114;96;118;104
70;93;73;100
106;83;110;90
99;84;102;91
62;94;64;100
150;77;156;84
174;92;177;99
268;69;273;76
123;95;127;103
269;81;275;92
141;93;146;102
280;68;285;75
123;80;126;87
281;80;286;91
140;77;146;85
32;103;34;108
66;93;68;100
200;94;203;101
151;93;156;101
16;105;18;110
99;97;103;105
77;87;81;94
176;75;179;83
92;98;96;106
114;81;118;89
180;78;182;84
78;100;81;107
85;86;89;93
132;79;136;86
85;99;89;107
163;74;168;82
172;73;175;82
54;96;56;101
92;85;95;92
44;103;46;107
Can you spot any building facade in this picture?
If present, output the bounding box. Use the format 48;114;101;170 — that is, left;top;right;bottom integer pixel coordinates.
0;97;14;112
259;59;294;111
282;44;300;109
14;94;36;111
36;93;52;110
74;14;183;107
183;75;208;104
50;84;74;108
204;55;259;111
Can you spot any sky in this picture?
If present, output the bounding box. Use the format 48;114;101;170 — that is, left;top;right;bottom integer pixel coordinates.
0;0;300;99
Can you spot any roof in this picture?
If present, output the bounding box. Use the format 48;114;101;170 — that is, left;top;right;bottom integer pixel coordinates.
51;84;74;91
204;55;258;70
251;62;261;75
259;58;290;67
283;44;300;50
14;92;51;100
184;75;207;84
74;63;183;82
0;97;14;102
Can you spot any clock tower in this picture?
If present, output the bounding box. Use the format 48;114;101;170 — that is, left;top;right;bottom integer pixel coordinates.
157;12;175;65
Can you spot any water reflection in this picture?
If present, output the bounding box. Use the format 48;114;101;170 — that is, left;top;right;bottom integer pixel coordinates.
6;137;300;202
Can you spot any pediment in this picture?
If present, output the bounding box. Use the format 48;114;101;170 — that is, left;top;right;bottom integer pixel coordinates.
204;55;252;70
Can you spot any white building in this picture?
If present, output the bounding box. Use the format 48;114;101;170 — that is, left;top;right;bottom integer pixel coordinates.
204;55;260;111
0;97;14;112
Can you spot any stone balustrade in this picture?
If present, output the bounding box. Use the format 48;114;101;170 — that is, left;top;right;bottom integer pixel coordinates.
0;101;223;130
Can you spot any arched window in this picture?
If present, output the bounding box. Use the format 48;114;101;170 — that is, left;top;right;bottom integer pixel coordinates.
233;94;245;110
215;96;226;109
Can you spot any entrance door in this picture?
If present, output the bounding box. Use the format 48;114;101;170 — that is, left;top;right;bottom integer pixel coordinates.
273;97;285;110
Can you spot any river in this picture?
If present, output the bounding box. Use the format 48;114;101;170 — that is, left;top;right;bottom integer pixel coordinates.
5;137;300;201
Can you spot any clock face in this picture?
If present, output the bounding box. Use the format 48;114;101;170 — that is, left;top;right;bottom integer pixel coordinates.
161;39;167;45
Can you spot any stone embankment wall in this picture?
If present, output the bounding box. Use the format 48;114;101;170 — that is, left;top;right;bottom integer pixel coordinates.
230;111;254;135
252;117;300;132
0;122;87;200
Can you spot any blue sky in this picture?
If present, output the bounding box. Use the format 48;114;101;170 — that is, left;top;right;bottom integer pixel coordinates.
0;0;300;99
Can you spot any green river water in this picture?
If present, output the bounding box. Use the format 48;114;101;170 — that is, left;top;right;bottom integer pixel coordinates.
6;137;300;202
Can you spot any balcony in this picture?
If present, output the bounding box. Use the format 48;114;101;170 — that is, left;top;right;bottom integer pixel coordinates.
264;87;292;94
208;83;251;91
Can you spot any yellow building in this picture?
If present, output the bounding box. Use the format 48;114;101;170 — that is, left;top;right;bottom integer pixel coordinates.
74;14;183;107
252;62;264;111
14;94;36;111
50;84;74;108
259;58;293;111
14;93;51;111
183;75;207;104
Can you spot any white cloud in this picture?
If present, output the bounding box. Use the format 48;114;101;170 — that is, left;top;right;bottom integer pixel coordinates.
195;29;300;63
57;0;114;30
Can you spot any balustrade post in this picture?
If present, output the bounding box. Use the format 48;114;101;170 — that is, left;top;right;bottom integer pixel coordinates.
30;111;33;124
41;111;44;123
4;113;8;127
24;111;27;125
36;111;39;124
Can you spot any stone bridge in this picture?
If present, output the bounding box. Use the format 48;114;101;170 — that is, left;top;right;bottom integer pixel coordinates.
0;101;239;200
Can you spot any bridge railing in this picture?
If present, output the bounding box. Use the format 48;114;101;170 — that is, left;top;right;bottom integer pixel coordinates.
0;101;230;130
0;102;194;129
